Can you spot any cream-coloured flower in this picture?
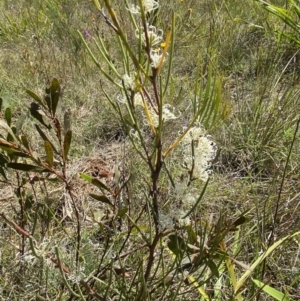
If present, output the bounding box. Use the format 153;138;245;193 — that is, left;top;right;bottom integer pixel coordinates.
143;104;178;127
150;48;165;68
162;104;178;121
127;0;159;14
117;93;126;104
134;92;144;106
122;73;137;91
158;184;197;230
129;129;143;146
158;202;192;230
158;210;173;230
180;126;217;181
170;203;191;226
117;91;144;106
136;24;163;47
67;265;86;284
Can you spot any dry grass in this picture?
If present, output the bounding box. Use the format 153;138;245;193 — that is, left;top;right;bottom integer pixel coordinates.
0;0;299;300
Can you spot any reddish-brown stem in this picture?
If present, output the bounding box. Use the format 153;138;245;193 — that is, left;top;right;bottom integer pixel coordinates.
45;253;70;274
0;212;30;238
144;233;161;281
142;87;158;114
151;68;160;107
99;9;119;33
66;185;81;268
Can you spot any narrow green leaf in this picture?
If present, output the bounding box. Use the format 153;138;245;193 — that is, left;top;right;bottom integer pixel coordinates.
26;90;46;109
93;37;121;79
223;249;239;296
24;195;34;210
206;259;219;278
186;225;197;245
30;107;51;129
50;78;60;115
235;231;300;293
93;0;101;10
0;166;7;180
7;163;49;172
44;141;54;167
78;30;122;88
44;94;51;112
183;178;210;218
231;216;248;228
5;107;11;126
0;139;30;157
167;234;186;257
163;13;175;98
35;125;58;154
252;279;295;301
0;120;18;142
117;207;128;217
89;193;113;206
20;135;30;150
91;178;112;193
80;173;112;193
10;151;31;158
125;214;150;246
16;114;27;134
63;130;72;161
0;153;8;165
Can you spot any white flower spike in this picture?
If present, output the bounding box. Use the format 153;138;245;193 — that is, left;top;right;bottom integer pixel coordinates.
181;125;217;181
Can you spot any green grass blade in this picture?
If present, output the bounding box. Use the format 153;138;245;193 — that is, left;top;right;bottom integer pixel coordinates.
252;279;295;301
235;231;300;293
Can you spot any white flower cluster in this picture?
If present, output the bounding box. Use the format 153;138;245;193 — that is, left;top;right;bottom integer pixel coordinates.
147;103;178;127
117;86;178;127
180;125;217;181
135;23;166;68
117;73;141;104
127;0;159;14
129;128;141;145
149;48;166;68
136;24;163;48
66;265;86;284
122;73;136;90
158;210;173;230
159;184;197;230
129;1;166;70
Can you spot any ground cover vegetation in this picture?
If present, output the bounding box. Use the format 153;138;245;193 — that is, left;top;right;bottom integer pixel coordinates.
0;0;299;300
